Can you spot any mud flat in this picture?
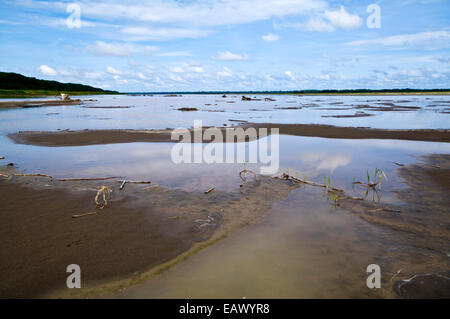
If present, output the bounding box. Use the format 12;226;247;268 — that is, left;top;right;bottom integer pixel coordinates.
0;165;300;298
8;123;450;147
0;99;83;109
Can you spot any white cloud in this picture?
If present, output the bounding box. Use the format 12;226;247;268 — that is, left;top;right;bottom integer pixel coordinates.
155;51;191;57
262;33;279;42
301;153;352;173
84;72;102;80
87;41;132;57
106;66;121;75
317;74;330;80
113;75;128;84
58;69;79;77
282;6;362;32
217;67;233;77
323;6;362;30
171;66;184;73
56;0;327;27
86;41;158;57
121;26;211;41
305;17;334;32
38;65;57;76
137;72;148;80
317;154;352;173
212;51;249;61
285;71;295;80
348;30;450;47
169;74;184;82
187;66;204;73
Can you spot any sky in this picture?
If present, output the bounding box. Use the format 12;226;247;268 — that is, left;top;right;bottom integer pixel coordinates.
0;0;449;92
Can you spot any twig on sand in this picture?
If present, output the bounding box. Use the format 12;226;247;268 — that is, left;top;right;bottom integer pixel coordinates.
59;177;118;182
12;173;53;179
71;211;98;218
0;173;9;178
116;180;151;190
239;169;257;183
390;268;404;281
72;186;112;218
204;187;215;194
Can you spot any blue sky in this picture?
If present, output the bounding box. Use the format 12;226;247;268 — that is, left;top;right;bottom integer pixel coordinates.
0;0;449;92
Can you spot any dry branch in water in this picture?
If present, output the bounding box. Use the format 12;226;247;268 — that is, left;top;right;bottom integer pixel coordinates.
204;187;215;194
336;196;364;201
277;172;344;193
72;186;112;218
0;173;9;178
239;169;257;183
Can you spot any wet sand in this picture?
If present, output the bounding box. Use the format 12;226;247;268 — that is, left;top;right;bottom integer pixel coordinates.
8;123;450;147
0;165;300;298
1;153;449;298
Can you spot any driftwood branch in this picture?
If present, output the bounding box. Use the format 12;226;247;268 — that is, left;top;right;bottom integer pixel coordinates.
12;173;53;179
116;180;151;190
59;177;118;182
278;173;344;193
204;187;215;194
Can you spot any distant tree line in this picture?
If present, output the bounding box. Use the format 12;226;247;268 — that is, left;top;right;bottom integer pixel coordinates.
143;88;450;94
0;72;117;93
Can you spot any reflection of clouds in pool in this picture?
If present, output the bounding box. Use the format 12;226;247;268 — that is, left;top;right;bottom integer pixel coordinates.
341;139;450;153
300;152;352;174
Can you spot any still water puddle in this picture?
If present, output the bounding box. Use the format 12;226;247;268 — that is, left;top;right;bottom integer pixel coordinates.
2;134;449;206
110;185;434;299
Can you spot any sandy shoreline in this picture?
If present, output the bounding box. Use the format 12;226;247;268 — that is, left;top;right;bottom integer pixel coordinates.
0;99;85;109
7;123;450;146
